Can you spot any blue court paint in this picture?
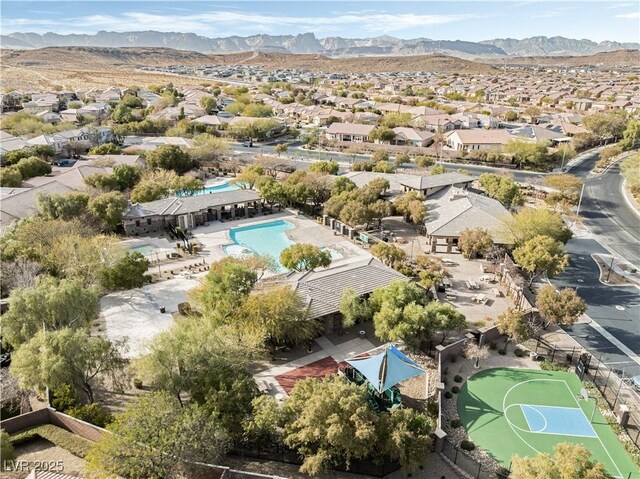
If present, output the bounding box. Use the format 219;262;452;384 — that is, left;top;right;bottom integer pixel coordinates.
520;405;597;437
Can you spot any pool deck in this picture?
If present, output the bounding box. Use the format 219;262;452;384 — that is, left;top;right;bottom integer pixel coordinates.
192;210;371;272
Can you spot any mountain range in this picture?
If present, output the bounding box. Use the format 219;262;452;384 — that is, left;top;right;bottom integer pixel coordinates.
2;31;638;58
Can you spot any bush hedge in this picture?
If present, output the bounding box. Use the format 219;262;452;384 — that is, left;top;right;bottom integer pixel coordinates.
514;349;524;357
540;361;568;372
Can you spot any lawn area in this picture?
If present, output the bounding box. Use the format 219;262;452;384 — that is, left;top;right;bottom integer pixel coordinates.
457;368;639;479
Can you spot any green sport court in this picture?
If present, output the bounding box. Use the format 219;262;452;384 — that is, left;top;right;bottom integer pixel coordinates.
457;368;639;479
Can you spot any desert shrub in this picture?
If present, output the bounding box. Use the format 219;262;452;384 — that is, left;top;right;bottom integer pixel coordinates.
444;391;453;399
450;419;462;428
133;378;143;389
460;440;475;451
454;375;463;383
451;386;460;394
540;361;568;372
66;403;113;428
489;341;497;350
450;354;457;363
514;348;524;357
498;349;507;355
426;400;439;419
51;384;78;412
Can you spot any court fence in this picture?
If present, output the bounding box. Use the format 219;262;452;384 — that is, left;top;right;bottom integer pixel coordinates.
440;438;507;479
581;354;640;449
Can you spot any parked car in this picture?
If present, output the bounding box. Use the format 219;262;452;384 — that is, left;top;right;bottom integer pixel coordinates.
241;140;253;147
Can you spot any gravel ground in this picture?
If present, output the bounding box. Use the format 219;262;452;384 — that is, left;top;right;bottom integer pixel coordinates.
5;438;86;479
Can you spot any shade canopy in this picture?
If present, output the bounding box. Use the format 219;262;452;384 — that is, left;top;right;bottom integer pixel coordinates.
346;344;424;393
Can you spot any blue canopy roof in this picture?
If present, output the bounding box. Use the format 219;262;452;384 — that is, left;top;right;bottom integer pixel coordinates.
346;344;424;393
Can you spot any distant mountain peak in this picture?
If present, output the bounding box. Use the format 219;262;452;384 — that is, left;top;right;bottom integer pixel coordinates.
3;32;638;58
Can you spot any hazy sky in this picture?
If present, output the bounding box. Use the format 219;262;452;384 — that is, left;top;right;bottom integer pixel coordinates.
2;1;639;43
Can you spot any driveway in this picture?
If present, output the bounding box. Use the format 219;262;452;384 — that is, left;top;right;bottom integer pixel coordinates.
550;238;640;377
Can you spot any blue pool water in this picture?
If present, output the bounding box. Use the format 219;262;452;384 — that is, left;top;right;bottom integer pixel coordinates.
177;181;243;196
224;220;294;270
130;245;155;256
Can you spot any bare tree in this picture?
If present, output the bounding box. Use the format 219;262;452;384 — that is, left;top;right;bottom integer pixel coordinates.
465;341;489;369
2;258;42;292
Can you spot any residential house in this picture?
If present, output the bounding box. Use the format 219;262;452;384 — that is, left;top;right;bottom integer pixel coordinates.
390;127;434;147
0;131;28;159
446;129;513;152
325;123;375;142
508;125;571;145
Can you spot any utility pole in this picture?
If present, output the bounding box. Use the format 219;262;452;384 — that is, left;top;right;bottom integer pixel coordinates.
576;183;586;215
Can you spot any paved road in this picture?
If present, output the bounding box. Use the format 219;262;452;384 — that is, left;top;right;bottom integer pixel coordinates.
580;163;640;266
551;238;640;377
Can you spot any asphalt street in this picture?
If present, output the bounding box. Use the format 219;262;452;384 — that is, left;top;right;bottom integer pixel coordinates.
551;238;640;376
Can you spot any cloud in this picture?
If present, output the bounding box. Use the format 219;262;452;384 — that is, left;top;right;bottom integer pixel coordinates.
1;10;478;36
615;11;640;18
604;3;634;9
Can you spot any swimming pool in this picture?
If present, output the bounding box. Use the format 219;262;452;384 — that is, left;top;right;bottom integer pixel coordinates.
224;220;294;270
223;220;343;272
176;180;243;197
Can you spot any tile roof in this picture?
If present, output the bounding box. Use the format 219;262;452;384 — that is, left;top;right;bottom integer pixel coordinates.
274;258;408;320
124;189;261;219
425;186;512;242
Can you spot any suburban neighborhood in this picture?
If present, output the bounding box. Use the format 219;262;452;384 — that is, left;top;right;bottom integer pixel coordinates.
0;2;639;479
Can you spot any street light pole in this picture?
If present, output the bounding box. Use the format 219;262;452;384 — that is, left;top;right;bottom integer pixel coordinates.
576;183;586;215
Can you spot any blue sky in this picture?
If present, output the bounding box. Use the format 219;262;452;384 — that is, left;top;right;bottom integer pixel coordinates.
1;1;639;43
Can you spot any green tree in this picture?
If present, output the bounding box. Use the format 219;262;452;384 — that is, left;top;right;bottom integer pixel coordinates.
111;104;135;124
233;164;265;189
15;156;52;179
280;243;332;272
99;251;149;291
199;95;218;114
513;235;568;286
190;257;258;319
378;408;434;473
536;285;586;327
370;242;407;268
240;286;320;350
393;152;410;166
510;442;611;479
87;392;230;479
332;176;357;196
505;140;550;168
372;150;390;163
274;143;289;156
458;228;494;259
415;254;448;289
88;191;128;231
370;127;396;143
339;288;373;329
146;144;195;174
582;110;628;140
120;93;143;108
621;118;640;150
112;164;142;191
502;207;572;246
308;160;339;175
1;276;99;348
258;178;286;209
415;156;434;168
88;143;122;155
430;164;447;175
36;192;90;220
11;328;126;402
504;110;519;122
66;402;114;428
497;308;532;352
372;160;395;173
395;191;427;224
380;112;412;128
172;175;204;196
0;430;16;467
282;376;379;475
0;167;22;187
478;173;523;207
544;174;583;209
